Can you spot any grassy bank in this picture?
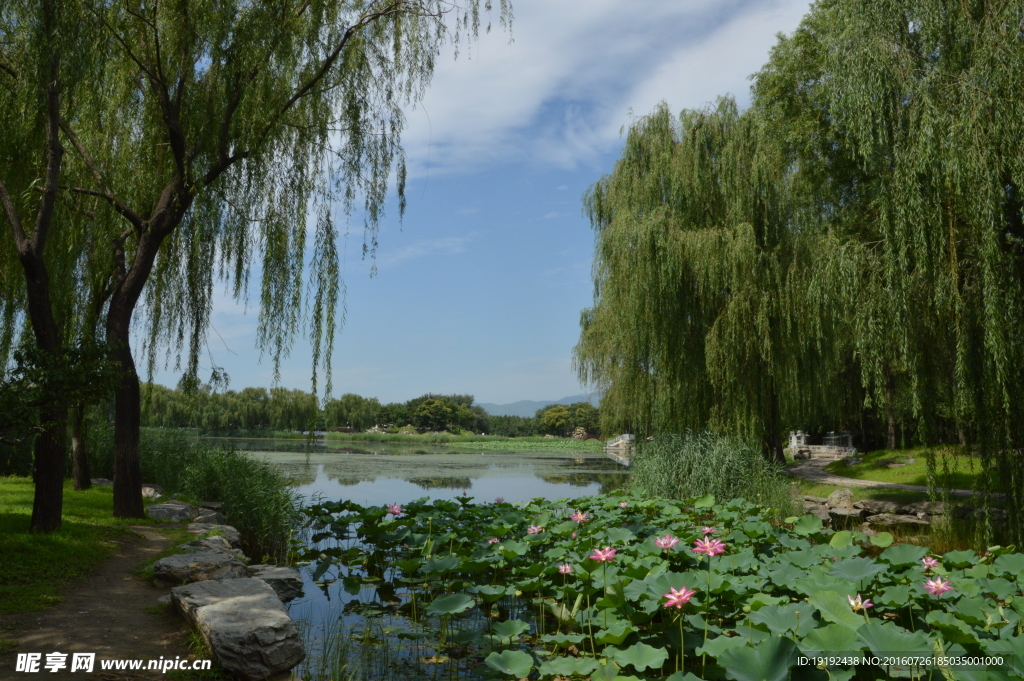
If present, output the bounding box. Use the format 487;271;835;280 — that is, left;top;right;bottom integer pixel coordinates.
821;446;983;489
0;477;155;614
197;428;606;452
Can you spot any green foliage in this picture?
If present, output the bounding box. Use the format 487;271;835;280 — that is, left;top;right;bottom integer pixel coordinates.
0;341;118;446
537;402;601;436
576;0;1024;540
301;491;1024;679
630;432;792;514
487;414;543;437
89;426;299;559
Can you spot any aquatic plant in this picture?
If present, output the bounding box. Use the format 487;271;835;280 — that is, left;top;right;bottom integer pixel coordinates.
300;490;1024;679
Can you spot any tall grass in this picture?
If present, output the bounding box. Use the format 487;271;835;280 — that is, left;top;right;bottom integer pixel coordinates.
630;432;793;515
89;423;300;560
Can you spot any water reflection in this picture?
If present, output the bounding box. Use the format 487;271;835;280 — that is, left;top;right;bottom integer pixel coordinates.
214;439;630;505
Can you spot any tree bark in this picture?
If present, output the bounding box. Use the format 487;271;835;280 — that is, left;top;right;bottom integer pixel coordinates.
887;417;897;450
108;317;144;518
71;403;91;491
764;384;785;465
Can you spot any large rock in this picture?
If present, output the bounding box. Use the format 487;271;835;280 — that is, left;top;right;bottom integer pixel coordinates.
153;551;248;587
179;535;244;560
247;565;303;602
828;507;866;529
901;500;945;516
171;578;305;681
90;478;113;487
826;487;854;509
865;513;931;530
147;502;199;522
188;523;242;549
195;509;228;524
853;499;901;515
142;483;164;499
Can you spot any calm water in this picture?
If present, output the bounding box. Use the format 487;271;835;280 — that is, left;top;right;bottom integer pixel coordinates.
211;437;630;677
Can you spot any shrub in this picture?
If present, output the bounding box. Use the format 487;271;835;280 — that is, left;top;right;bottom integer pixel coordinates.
630;431;792;514
88;424;300;559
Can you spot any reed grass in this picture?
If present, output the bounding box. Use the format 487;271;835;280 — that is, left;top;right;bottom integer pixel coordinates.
630;432;794;515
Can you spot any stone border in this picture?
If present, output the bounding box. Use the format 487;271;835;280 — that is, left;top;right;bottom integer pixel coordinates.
784;458;977;497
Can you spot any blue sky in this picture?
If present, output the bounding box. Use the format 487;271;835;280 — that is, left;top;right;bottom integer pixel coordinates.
146;0;811;405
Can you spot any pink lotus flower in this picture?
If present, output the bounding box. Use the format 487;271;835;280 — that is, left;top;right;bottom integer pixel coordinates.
387;504;403;515
924;577;953;597
921;556;939;569
663;586;697;609
847;593;873;612
702;526;716;536
527;525;544;534
571;532;577;538
589;546;617;563
654;534;680;553
571;510;590;523
495;497;505;503
619;501;629;507
488;538;499;544
558;563;573;574
692;537;727;557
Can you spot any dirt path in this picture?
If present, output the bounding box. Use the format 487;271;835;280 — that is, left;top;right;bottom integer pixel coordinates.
0;525;197;681
785;458;978;497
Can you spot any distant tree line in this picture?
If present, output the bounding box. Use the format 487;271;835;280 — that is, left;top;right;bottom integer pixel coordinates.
139;382;601;437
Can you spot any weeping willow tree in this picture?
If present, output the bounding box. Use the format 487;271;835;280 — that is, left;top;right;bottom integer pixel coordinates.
577;0;1024;541
1;0;511;526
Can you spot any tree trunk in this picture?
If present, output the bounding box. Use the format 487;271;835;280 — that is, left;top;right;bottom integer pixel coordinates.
764;385;785;465
71;402;91;491
109;323;144;519
31;406;67;531
887;417;897;450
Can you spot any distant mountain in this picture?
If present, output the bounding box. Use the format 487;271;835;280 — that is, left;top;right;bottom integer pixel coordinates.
477;393;600;418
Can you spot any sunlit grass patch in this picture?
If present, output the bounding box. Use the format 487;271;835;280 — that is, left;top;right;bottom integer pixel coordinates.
822;447;982;489
0;477;155;614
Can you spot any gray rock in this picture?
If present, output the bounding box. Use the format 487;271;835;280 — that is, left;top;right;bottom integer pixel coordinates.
802;495;828;503
247;565;304;602
793;450;811;461
142;484;164;499
171;578;305;681
828;507;866;528
195;509;228;524
188;523;242;549
157;594;173;605
808;507;832;524
90;478;113;486
826;487;854;509
147;502;199;522
180;535;238;556
802;501;825;513
901;501;945;516
153;551;248;587
865;513;931;529
199;501;224;510
853;500;901;515
843;457;862;467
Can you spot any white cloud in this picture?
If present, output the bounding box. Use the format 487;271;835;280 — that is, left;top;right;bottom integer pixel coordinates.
398;0;812;175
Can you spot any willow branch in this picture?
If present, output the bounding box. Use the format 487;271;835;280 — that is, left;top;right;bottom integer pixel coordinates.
60;121;145;230
0;178;28;252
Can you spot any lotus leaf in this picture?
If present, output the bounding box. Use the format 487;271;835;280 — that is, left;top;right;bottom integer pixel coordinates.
484;650;533;677
880;543;929;566
717;636;798;681
425;592;474;616
609;642;668;672
809;590;865;630
537;656;599;676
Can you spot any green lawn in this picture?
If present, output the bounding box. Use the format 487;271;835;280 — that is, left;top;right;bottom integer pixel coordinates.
788;479;930;505
821;447;983;489
0;477;157;613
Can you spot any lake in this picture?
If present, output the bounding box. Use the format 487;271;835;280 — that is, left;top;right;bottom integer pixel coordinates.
212;438;630;680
